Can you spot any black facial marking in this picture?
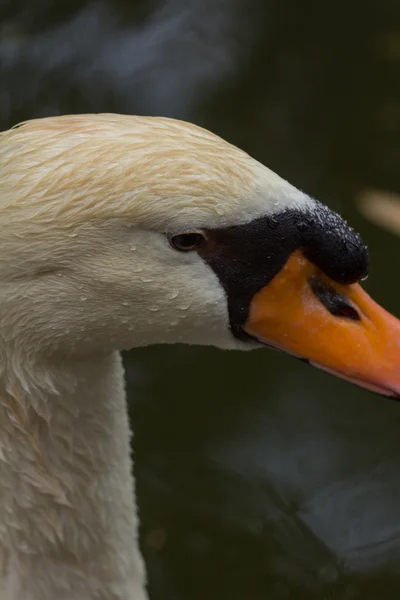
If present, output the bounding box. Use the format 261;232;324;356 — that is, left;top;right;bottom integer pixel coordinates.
308;276;361;321
198;200;369;339
301;201;368;285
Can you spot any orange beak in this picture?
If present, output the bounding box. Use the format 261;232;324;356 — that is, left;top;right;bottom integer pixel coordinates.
244;251;400;398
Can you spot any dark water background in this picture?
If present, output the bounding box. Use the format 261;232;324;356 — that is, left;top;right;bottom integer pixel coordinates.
1;1;400;597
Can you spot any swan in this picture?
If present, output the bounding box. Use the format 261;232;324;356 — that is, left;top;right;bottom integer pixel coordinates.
0;113;399;600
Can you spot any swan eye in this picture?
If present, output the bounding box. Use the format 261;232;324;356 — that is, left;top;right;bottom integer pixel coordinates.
169;232;205;252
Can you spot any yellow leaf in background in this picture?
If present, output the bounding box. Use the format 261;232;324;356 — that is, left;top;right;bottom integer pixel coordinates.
357;189;400;237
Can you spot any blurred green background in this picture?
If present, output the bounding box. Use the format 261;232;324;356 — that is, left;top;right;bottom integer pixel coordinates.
1;1;400;598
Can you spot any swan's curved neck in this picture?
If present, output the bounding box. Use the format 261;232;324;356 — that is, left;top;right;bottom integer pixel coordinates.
0;351;147;600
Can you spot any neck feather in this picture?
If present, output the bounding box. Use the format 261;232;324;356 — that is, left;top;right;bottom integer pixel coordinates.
0;351;147;600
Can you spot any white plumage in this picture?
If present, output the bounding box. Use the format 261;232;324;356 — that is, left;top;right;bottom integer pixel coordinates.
0;114;311;600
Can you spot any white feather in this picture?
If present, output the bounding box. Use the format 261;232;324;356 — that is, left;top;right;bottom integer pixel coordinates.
0;114;313;599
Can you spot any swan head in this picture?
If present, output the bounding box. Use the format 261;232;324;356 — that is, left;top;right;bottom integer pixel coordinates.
1;114;399;397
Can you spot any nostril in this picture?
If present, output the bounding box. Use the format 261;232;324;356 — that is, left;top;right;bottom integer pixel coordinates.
309;275;361;321
333;303;360;320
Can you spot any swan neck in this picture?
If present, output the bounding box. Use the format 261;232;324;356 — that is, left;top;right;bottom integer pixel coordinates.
0;351;147;600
